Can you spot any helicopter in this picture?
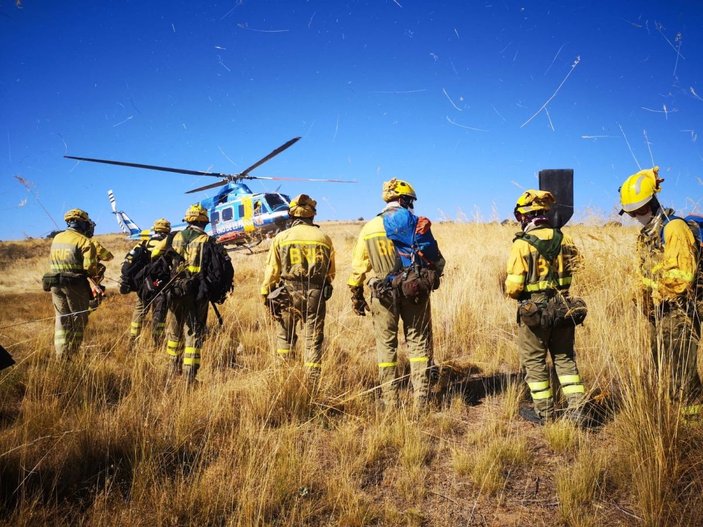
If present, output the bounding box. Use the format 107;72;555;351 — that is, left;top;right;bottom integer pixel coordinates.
66;137;355;250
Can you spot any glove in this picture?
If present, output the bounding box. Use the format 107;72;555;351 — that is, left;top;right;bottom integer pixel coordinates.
119;283;131;295
350;285;370;316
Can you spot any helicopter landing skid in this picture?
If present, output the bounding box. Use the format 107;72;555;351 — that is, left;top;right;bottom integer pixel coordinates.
225;237;264;255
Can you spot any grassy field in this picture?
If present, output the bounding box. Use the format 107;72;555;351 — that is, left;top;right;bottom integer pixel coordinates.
0;223;702;526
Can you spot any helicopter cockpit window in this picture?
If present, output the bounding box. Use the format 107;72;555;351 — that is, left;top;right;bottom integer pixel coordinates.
221;207;233;222
266;194;289;211
253;200;264;215
211;211;220;225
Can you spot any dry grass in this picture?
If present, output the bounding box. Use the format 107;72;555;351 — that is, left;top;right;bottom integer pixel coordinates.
0;222;702;526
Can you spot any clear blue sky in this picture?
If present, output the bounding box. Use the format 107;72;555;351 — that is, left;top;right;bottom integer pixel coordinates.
1;1;701;239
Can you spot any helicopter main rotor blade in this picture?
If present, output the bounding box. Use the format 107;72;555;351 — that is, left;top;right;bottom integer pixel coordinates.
185;179;229;194
239;137;301;177
64;155;232;179
245;175;357;183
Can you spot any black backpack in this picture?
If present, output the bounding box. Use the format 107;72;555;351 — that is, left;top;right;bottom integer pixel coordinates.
136;253;173;303
120;242;150;294
198;240;234;304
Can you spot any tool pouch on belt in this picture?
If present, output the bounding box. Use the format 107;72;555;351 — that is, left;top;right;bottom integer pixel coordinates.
266;285;291;321
542;296;588;328
369;277;397;311
517;300;544;328
41;273;61;292
171;275;199;298
391;267;437;303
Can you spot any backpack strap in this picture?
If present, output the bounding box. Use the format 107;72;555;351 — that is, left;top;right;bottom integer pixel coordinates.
514;229;563;261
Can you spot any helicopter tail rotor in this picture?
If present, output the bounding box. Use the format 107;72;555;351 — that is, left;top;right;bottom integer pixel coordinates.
107;189;142;236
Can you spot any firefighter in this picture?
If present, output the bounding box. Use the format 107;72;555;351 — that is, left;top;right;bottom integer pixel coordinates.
347;179;445;411
619;167;702;417
505;190;586;425
86;219;112;308
155;205;211;383
260;194;335;384
44;209;99;360
127;218;172;345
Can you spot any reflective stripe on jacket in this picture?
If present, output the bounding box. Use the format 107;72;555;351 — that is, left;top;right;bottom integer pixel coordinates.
49;228;98;276
347;214;400;288
260;222;335;295
505;226;578;299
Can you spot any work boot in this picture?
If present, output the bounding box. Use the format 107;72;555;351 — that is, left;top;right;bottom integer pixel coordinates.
169;357;183;376
410;397;429;421
183;365;198;386
377;393;398;415
520;406;550;426
562;406;589;428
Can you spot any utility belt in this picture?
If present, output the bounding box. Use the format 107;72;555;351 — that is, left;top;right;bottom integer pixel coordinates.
42;271;88;292
371;265;438;305
283;279;333;300
266;281;332;322
517;291;587;330
283;280;323;291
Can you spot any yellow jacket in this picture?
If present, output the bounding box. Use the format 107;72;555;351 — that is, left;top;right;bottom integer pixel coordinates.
173;226;210;274
260;221;335;295
151;227;208;274
347;214;400;288
131;234;170;260
49;228;98;277
639;217;697;303
505;226;579;300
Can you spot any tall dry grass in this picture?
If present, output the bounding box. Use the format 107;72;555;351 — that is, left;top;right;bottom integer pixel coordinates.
0;222;701;526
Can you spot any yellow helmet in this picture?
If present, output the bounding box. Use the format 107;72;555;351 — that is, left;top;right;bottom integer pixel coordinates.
152;218;172;234
183;204;209;224
619;166;662;213
288;194;317;218
514;190;555;216
64;208;90;223
382;178;417;203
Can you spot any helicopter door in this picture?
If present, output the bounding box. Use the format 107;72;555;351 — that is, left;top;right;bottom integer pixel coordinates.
241;196;255;233
210;210;220;234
